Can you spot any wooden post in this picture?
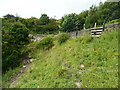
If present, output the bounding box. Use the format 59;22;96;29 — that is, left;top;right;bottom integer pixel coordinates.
103;20;106;31
84;24;86;30
59;31;60;34
76;31;78;37
94;22;97;28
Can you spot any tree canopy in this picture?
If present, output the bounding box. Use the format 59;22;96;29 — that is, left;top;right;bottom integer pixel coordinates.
39;14;50;25
60;13;82;32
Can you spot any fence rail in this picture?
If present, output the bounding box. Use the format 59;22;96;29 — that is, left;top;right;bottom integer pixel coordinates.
90;27;103;37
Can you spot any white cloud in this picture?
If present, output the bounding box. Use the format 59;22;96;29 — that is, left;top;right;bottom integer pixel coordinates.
0;0;106;19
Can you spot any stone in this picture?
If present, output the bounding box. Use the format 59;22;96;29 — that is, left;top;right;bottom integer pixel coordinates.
75;82;82;87
80;64;84;68
30;59;33;62
23;65;26;68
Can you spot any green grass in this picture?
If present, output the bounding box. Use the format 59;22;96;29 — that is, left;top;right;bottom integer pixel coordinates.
2;66;21;88
5;28;118;88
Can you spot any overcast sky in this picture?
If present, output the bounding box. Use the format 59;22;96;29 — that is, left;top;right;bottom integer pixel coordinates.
0;0;107;19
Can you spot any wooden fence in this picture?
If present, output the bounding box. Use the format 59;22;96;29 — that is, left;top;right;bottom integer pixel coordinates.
90;27;103;37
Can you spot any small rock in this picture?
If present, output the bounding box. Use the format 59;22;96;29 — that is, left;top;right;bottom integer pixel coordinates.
78;70;82;74
23;65;26;68
80;64;84;68
30;59;33;62
75;82;82;87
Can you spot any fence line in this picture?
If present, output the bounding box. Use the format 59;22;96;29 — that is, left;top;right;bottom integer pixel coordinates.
69;22;120;38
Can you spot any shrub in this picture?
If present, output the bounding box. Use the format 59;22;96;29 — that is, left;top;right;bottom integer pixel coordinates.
38;36;54;50
2;22;29;73
57;33;69;44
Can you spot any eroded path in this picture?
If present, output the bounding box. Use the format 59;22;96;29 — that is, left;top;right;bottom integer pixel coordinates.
9;63;31;87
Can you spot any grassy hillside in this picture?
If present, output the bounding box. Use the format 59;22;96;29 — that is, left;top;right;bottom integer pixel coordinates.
5;29;118;88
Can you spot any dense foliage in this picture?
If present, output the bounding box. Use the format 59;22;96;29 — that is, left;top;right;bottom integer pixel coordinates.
60;2;120;30
38;36;54;50
2;21;29;73
84;2;120;28
38;19;59;34
39;14;50;25
56;33;69;44
60;13;82;32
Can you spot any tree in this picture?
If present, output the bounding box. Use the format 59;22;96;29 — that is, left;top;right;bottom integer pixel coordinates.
3;14;15;19
37;19;59;34
39;14;50;25
21;17;40;33
96;2;120;26
83;2;120;28
85;5;98;29
78;10;88;29
3;14;21;21
9;22;29;45
60;13;81;32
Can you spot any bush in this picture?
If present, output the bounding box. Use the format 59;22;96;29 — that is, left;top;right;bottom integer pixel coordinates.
2;22;29;73
57;33;69;44
38;36;54;50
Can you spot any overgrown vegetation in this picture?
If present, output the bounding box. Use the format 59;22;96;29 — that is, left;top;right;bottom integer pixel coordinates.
2;22;29;73
56;33;69;45
37;36;54;50
5;29;118;88
76;34;93;44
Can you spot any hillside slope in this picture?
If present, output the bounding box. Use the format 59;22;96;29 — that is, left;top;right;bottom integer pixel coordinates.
10;29;118;88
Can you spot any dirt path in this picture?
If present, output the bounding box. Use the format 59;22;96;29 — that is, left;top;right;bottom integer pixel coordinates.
3;59;32;88
9;62;31;87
